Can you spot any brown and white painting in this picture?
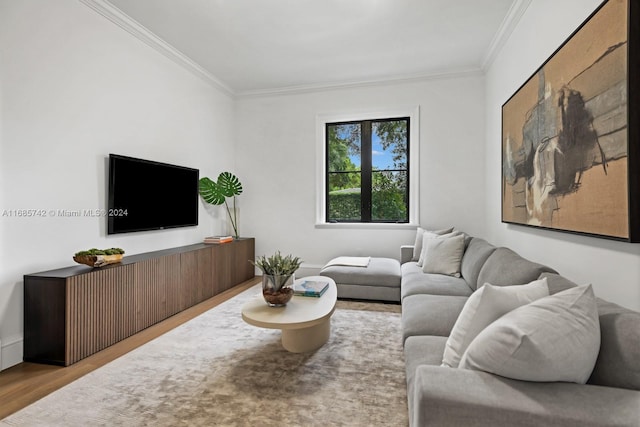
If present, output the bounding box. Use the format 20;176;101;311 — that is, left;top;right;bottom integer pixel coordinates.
502;0;631;239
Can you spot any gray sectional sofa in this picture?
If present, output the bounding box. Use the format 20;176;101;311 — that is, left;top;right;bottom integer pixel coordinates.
400;235;640;427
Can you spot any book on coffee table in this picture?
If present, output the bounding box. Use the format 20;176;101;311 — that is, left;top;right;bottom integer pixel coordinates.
293;279;330;297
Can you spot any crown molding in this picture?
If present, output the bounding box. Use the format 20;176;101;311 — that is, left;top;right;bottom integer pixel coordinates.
80;0;525;99
481;0;533;70
79;0;235;97
236;67;484;99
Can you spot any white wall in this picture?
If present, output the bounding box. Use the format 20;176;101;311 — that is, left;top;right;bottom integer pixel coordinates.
485;0;640;311
0;0;235;369
235;75;486;274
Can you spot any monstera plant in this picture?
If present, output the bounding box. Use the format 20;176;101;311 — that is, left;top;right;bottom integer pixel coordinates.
199;172;243;239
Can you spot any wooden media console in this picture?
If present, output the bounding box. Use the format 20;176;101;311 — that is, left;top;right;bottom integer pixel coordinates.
23;238;255;366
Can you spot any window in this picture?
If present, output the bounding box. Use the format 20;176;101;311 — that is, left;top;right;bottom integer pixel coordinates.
325;117;410;223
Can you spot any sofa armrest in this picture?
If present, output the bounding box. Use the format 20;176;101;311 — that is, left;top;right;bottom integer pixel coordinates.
412;365;640;427
401;245;414;264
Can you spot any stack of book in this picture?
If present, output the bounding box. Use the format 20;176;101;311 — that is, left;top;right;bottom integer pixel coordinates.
293;279;330;297
204;236;233;244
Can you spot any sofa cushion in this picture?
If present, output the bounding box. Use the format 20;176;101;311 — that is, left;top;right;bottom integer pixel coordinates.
589;298;640;391
320;257;400;287
460;285;601;384
442;278;549;368
412;226;453;261
421;234;465;277
539;271;579;294
404;335;447;371
412;365;640;427
401;294;468;343
538;272;640;391
460;238;497;290
403;335;447;427
401;262;473;300
476;247;556;288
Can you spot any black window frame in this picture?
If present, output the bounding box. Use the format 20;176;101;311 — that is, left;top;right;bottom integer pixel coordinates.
325;117;410;224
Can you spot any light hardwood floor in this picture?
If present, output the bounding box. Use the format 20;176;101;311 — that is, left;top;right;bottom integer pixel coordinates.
0;277;260;420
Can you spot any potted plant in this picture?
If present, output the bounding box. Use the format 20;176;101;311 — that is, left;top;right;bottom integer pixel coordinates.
199;172;243;239
251;251;303;306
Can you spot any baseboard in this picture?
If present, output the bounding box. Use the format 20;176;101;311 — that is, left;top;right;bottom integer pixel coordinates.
1;335;23;371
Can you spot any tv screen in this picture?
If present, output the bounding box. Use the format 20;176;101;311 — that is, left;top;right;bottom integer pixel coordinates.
107;154;199;234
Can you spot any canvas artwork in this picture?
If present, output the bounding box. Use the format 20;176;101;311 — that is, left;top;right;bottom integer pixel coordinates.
502;0;638;241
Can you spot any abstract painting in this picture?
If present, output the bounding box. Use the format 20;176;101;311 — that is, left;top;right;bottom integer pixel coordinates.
502;0;639;242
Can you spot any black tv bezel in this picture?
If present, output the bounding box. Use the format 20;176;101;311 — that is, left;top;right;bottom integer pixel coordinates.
107;154;199;235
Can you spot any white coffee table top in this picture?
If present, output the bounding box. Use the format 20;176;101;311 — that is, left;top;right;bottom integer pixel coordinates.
241;276;337;331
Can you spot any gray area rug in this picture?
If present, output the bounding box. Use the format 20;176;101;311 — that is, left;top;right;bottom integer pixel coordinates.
2;285;407;426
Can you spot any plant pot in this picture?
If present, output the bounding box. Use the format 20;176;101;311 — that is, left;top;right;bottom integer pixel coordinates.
262;274;294;307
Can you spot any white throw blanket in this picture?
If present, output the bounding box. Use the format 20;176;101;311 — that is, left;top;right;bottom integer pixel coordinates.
325;256;371;268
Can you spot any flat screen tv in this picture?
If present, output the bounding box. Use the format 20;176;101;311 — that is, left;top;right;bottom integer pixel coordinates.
107;154;199;234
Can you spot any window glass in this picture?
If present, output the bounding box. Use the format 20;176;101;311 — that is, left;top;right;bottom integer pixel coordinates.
326;118;409;223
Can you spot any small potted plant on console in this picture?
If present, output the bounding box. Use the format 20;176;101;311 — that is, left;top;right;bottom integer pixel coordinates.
251;251;302;307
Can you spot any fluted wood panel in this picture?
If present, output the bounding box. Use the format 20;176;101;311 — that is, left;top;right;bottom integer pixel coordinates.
199;247;215;299
179;247;214;310
164;254;183;317
235;238;255;284
66;265;135;365
134;253;181;331
212;244;233;292
212;239;255;292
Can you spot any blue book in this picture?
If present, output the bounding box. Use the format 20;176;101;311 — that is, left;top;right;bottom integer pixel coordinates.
293;280;329;297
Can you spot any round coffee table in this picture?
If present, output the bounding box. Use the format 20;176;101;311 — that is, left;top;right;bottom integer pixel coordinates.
241;276;337;353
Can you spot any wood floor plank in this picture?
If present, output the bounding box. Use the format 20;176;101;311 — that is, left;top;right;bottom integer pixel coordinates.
0;278;259;420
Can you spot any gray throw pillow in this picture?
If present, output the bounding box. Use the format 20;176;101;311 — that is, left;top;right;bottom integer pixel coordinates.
417;230;461;267
412;226;454;261
459;285;601;384
421;234;465;277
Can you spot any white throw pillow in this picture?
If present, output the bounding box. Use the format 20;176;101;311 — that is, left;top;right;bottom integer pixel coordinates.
420;234;465;277
412;227;454;261
459;285;600;384
417;230;460;267
441;278;549;368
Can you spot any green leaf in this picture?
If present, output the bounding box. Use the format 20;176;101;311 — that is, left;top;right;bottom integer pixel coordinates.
199;172;243;238
217;172;243;198
199;177;225;205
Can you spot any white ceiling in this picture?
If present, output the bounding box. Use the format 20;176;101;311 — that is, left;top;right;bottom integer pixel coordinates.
104;0;520;95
